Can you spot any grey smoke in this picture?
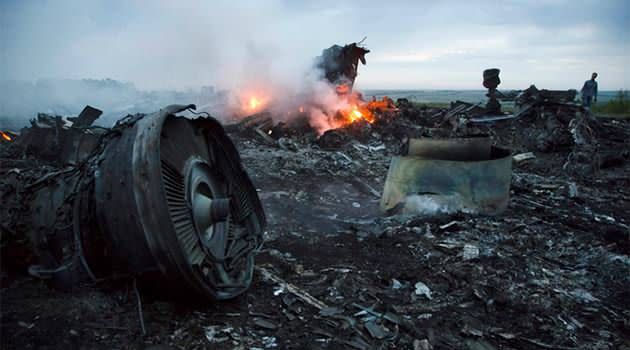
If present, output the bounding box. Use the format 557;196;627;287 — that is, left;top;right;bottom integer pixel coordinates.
3;0;625;129
0;0;362;129
0;79;224;128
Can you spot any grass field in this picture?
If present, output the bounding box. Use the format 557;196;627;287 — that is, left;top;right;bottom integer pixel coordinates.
592;90;630;118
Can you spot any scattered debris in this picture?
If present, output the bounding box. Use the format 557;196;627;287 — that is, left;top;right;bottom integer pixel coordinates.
391;279;403;290
2;79;630;349
67;105;102;127
252;317;279;330
567;181;579;198
364;321;388;339
204;325;231;343
256;267;328;310
414;339;433;350
461;244;480;260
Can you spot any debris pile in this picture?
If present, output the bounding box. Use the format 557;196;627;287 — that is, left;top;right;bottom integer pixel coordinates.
2;75;630;348
424;84;630;180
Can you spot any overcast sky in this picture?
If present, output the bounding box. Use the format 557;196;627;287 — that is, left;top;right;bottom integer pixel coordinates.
1;0;628;90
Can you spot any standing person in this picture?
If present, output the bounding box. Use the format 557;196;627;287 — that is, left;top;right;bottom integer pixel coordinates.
581;72;598;107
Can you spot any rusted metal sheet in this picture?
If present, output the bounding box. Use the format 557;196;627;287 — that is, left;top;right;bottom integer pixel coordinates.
381;137;512;216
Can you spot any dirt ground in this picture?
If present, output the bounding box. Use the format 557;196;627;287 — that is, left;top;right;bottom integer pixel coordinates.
2;108;630;349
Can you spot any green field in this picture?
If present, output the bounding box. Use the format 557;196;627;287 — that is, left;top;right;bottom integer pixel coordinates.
592;90;630;118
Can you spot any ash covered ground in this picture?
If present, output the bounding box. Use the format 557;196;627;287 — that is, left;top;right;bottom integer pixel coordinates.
1;101;630;350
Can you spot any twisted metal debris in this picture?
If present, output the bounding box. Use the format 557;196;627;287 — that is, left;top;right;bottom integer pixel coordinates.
0;104;266;300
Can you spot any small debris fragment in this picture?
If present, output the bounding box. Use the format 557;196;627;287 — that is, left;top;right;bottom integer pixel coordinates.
567;182;579;198
462;244;480;260
569;289;599;303
413;339;433;350
496;332;516;340
18;321;35;329
262;336;278;348
439;221;459;230
414;282;432;300
204;326;231;343
252;317;279;330
319;306;343;317
513;152;536;163
364;321;388;339
465;339;497;350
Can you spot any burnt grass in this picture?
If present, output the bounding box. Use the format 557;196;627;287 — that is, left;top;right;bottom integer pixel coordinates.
2;108;630;349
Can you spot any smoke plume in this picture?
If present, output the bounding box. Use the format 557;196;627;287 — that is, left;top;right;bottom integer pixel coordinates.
0;0;368;132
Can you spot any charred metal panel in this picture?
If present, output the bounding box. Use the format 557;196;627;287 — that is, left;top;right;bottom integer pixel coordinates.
315;42;370;94
381;137;512;216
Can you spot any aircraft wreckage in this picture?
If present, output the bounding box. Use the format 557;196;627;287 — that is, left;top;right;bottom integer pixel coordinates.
0;104;266;300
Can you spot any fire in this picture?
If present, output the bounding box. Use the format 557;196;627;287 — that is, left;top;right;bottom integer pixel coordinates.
237;92;271;116
1;131;12;142
366;97;396;111
335;104;375;126
348;105;374;123
337;97;377;126
248;96;262;110
330;96;397;129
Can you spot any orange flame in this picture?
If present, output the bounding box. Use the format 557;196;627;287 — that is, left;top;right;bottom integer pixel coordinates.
366;97;396;111
248;97;262;110
1;131;12;141
342;96;396;125
338;104;375;126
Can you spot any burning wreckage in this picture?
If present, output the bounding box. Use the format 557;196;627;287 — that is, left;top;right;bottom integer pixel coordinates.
316;40;370;96
2;44;630;349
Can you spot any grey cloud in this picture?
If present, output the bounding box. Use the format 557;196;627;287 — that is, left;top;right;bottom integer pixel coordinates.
0;0;628;91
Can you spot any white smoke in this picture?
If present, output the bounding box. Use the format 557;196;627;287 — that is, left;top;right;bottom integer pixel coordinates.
0;0;369;132
403;194;475;216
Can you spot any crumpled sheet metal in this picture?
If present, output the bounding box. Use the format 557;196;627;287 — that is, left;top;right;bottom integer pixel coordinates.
381;137;512;216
